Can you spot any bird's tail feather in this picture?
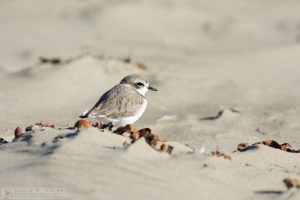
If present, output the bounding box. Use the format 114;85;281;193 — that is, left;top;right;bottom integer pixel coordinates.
79;108;90;118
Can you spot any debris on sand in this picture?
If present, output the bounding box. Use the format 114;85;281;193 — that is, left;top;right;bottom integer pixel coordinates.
135;62;147;70
14;127;25;138
74;119;91;129
211;150;232;160
35;121;56;128
160;144;174;154
236;140;300;153
114;124;171;154
6;119;192;156
39;57;62;65
120;57;147;70
283;178;300;189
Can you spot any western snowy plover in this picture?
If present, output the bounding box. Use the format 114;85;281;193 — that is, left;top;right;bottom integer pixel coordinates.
80;74;157;129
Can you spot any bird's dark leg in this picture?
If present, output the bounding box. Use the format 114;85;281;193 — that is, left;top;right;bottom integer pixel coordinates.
102;122;114;132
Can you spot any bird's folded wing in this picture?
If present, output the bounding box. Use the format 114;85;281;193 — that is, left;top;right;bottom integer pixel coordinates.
88;85;145;119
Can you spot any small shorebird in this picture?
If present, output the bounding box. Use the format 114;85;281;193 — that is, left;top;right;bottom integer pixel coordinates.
79;74;157;129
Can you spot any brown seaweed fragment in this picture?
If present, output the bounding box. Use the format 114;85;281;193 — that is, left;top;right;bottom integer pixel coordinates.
113;124;169;153
211;150;232;160
35;121;55;128
236;140;300;153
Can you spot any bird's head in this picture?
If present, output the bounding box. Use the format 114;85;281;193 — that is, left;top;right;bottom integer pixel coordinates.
120;74;158;96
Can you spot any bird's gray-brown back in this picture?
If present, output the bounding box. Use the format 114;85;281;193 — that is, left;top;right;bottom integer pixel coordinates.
87;84;145;119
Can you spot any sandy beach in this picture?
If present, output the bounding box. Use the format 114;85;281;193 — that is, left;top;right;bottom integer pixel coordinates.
1;0;300;199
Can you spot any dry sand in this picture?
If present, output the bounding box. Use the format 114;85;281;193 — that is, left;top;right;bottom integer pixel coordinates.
1;0;300;200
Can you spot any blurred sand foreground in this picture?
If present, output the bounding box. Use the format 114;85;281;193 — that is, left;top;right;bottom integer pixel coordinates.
0;1;300;200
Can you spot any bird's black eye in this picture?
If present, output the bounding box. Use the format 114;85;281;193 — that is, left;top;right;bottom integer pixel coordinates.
136;82;144;87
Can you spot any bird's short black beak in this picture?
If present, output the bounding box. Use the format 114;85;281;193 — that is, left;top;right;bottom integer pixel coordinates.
148;86;158;91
